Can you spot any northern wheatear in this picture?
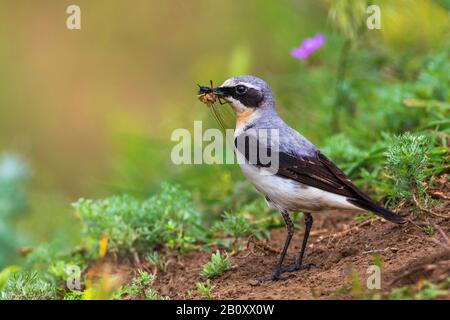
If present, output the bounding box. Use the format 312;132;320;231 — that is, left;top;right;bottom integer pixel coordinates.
198;75;406;282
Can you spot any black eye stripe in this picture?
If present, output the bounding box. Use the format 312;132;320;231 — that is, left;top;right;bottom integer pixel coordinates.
231;88;263;108
217;86;264;108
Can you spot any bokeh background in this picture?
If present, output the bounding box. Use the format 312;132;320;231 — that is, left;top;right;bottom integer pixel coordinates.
0;0;449;268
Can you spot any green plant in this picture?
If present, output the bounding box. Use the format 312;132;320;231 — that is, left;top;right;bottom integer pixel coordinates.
114;270;168;300
423;224;436;236
0;271;57;300
321;134;367;165
389;278;450;300
0;266;21;292
73;183;205;256
200;250;231;279
385;133;432;205
213;212;255;253
144;286;169;300
146;251;170;273
19;238;89;293
196;280;214;300
354;212;377;222
63;290;85;300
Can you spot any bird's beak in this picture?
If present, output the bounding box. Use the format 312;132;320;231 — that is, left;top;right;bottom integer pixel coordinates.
212;87;228;97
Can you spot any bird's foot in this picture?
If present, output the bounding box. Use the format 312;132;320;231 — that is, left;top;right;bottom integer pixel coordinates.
281;262;315;273
256;272;294;283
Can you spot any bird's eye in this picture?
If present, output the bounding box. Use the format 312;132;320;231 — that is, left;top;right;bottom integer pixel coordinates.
235;85;247;95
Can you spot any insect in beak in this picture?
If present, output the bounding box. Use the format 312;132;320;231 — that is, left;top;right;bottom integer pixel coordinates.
196;80;232;130
197;80;228;107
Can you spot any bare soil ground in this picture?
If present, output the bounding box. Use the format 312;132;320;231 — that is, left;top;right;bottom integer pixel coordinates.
110;175;450;300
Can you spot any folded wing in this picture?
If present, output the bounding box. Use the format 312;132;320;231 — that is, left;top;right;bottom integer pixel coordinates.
235;134;406;224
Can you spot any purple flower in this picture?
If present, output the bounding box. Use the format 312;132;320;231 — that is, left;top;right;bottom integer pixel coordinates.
291;33;325;60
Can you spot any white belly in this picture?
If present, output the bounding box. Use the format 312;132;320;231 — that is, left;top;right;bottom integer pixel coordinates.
240;162;362;213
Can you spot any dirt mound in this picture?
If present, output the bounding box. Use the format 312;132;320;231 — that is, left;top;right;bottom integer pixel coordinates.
112;178;450;299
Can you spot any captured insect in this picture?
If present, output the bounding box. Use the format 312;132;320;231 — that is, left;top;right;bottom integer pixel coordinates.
197;80;233;130
197;80;228;107
197;80;218;107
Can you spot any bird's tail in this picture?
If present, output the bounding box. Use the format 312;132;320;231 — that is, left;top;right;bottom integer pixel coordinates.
348;199;407;224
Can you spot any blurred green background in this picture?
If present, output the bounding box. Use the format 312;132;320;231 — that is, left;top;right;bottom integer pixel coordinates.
0;0;448;267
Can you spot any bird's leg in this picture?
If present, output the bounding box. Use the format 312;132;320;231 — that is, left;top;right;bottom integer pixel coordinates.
298;213;314;266
258;210;294;282
281;212;315;273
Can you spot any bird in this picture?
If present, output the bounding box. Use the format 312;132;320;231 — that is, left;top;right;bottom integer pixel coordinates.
201;75;406;282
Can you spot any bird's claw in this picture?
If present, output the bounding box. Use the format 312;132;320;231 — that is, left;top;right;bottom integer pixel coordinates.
280;262;315;273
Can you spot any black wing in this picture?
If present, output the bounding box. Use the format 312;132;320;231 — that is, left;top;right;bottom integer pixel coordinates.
235;135;406;224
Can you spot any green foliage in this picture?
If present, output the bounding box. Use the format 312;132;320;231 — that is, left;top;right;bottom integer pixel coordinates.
321;134;368;165
63;290;85;300
202;178;261;220
213;212;255;253
200;250;231;279
0;224;23;269
0;240;89;300
73;183;204;256
146;251;170;273
0;266;21;292
0;153;29;268
332;270;450;300
354;212;376;222
327;0;367;41
385;133;432;204
0;271;57;300
196;280;214;300
389;278;450;300
21;239;89;294
119;270;156;299
24;240;85;269
295;44;450;208
114;270;168;300
422;223;436;236
0;153;29;219
0;1;448;301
